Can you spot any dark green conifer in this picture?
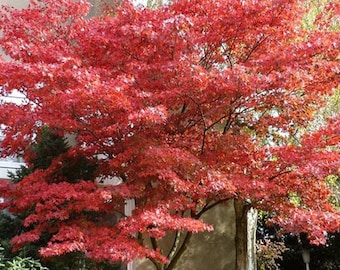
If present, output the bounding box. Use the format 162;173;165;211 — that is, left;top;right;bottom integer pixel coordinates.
0;127;119;269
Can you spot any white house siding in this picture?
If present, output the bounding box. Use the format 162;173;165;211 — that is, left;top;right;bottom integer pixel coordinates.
0;1;29;179
0;90;26;179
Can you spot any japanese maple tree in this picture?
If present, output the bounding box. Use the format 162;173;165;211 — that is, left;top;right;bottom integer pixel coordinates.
0;0;339;269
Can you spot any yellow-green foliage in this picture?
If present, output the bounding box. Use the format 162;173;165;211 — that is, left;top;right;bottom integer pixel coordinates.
325;175;340;209
303;0;340;31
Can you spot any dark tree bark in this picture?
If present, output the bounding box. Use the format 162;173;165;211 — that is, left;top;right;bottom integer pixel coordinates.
234;199;252;270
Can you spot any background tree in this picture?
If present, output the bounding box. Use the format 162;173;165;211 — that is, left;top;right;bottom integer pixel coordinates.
0;1;339;270
255;87;340;269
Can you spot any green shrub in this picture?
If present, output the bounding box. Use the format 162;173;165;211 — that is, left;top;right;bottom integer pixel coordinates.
0;244;48;270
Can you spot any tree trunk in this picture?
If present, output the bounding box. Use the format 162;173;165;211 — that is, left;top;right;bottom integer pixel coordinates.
247;207;258;270
234;200;248;270
234;200;257;270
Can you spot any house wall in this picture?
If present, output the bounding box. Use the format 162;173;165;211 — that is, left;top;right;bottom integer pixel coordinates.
136;203;236;270
0;0;29;8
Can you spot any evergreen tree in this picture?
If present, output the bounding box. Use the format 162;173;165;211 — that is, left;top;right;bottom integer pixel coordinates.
0;127;69;260
0;127;119;270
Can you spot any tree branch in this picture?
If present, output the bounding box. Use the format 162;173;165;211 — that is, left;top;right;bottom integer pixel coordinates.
187;96;208;154
166;231;182;263
165;232;192;270
268;169;292;181
150;236;163;270
195;198;231;218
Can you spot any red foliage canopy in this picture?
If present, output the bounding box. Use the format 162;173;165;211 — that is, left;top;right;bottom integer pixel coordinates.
0;0;339;264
